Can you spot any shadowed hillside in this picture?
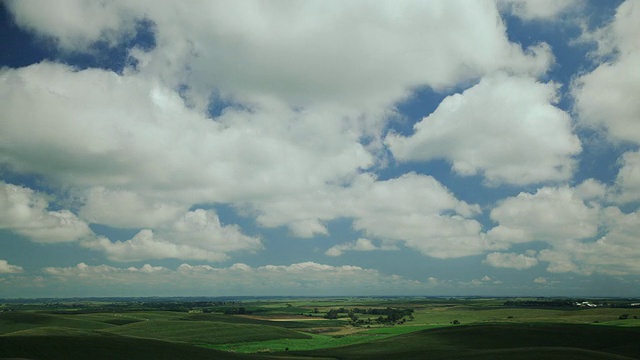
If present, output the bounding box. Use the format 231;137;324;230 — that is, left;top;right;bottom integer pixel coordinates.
292;323;640;360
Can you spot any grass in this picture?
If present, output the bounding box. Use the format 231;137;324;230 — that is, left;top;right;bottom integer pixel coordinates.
1;298;639;359
0;312;114;334
208;325;448;353
0;329;272;360
208;332;385;353
292;323;640;360
102;318;311;345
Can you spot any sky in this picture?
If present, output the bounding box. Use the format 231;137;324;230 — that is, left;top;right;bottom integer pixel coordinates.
1;0;640;298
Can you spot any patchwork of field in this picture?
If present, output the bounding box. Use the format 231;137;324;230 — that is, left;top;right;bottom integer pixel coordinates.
1;297;639;359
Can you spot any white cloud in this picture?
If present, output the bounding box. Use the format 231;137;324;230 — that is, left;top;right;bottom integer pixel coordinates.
488;183;640;275
5;1;553;112
611;151;640;203
254;172;491;259
484;252;538;270
0;182;92;243
79;187;187;228
0;1;597;267
4;0;138;50
486;183;640;275
325;238;394;257
572;0;640;144
0;260;24;274
533;277;548;284
42;261;425;295
0;63;373;224
487;185;599;245
0;183;262;262
83;209;262;262
387;73;580;186
575;178;608;201
498;0;583;21
538;207;640;275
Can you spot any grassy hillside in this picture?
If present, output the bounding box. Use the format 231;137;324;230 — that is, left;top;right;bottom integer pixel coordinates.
0;327;270;360
1;297;638;360
101;317;311;345
0;312;114;335
292;323;640;360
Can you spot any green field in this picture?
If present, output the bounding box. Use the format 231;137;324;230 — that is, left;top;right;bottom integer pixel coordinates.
1;297;639;359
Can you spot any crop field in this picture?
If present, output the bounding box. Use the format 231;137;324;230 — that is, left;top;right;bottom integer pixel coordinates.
0;297;639;359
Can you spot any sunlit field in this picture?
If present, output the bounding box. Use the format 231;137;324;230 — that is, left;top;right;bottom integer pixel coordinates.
1;297;639;359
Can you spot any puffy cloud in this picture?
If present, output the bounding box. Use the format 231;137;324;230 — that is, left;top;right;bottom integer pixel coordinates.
325;238;395;257
574;178;608;201
498;0;583;21
483;252;538;270
487;185;599;245
0;63;373;221
533;277;548;284
487;182;640;275
387;73;580;186
345;175;485;258
0;260;24;274
486;182;640;275
572;0;640;144
44;262;169;276
0;1;584;266
538;207;640;275
5;1;553;112
79;187;187;228
41;261;425;295
83;209;262;262
4;0;139;50
611;151;640;203
0;183;262;262
254;172;490;259
0;182;92;243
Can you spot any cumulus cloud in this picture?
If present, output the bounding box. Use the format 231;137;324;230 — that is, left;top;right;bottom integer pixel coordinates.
254;172;491;259
0;63;373;223
487;185;599;245
498;0;583;21
83;209;262;262
0;182;92;243
572;0;640;144
538;207;640;275
4;1;553;112
487;182;640;275
4;0;138;50
611;151;640;203
484;252;538;270
0;260;24;274
325;238;395;257
41;261;425;295
533;277;548;284
79;187;187;228
8;0;632;276
387;73;580;186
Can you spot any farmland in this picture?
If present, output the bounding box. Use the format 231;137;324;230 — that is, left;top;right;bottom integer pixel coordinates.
1;297;639;359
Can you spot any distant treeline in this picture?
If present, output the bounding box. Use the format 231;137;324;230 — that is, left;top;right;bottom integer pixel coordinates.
24;301;242;314
324;307;414;324
504;300;577;307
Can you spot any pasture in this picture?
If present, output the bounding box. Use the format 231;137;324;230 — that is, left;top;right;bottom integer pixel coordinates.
0;297;639;359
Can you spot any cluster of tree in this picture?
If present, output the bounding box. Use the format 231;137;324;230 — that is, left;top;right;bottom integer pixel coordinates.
221;307;249;315
324;307;414;325
618;314;638;320
504;300;579;308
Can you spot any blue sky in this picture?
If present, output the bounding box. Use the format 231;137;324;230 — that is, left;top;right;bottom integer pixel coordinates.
2;0;640;298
